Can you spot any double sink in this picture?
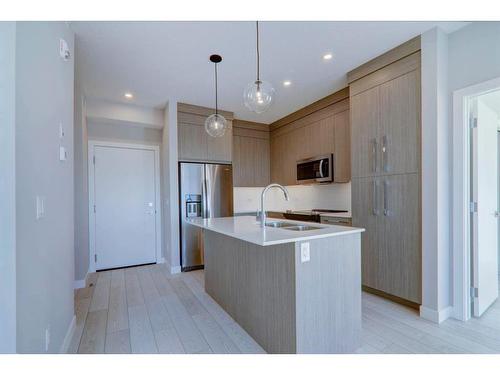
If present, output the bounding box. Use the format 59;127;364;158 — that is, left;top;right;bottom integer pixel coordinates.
264;221;322;232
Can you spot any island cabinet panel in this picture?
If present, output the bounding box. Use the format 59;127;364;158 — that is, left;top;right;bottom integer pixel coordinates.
204;231;297;354
349;48;421;306
232;120;271;187
203;230;362;354
177;103;233;163
269;94;351;186
294;235;361;353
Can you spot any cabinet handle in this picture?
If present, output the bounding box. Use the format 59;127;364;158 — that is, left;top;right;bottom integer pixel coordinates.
382;135;388;172
383;179;389;216
372;180;379;216
372;138;378;173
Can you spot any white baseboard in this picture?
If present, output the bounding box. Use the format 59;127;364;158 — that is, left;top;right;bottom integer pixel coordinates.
73;279;86;290
60;315;76;353
74;271;90;290
157;257;165;264
170;265;182;274
420;305;453;323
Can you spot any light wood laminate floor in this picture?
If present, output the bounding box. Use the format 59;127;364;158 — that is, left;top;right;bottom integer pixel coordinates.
69;264;500;354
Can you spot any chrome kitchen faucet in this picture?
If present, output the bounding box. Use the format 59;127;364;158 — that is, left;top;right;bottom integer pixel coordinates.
259;183;290;227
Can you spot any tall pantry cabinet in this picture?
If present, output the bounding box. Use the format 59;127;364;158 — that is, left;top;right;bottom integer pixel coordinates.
349;45;422;305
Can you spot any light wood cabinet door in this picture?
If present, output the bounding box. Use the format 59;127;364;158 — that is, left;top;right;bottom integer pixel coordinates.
178;122;232;163
352;176;384;290
206;123;232;163
333;109;351;182
379;70;420;175
350;86;380;178
178;123;207;161
380;173;421;303
270;134;285;185
233;135;270;187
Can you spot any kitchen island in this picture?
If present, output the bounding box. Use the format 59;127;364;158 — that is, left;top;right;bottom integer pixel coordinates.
187;216;365;354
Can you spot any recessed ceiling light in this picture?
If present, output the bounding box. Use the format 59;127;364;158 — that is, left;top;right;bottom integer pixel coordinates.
323;53;333;60
124;92;133;99
283;80;292;87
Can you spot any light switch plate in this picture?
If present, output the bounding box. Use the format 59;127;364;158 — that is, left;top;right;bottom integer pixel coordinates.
300;242;310;263
36;196;45;220
59;146;67;161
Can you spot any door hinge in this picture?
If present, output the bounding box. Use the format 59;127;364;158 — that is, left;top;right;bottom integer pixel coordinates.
93;205;96;213
470;287;479;298
470;201;478;213
93;155;96;165
94;254;97;263
470;117;478;129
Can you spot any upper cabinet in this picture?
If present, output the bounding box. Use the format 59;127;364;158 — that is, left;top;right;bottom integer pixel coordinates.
232;120;270;187
350;51;421;178
269;88;351;185
177;103;233;163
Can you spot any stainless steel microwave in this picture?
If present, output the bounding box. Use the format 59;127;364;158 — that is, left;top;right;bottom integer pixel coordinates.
296;154;333;184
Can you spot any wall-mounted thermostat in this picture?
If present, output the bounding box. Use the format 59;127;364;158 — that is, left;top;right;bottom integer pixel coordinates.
59;38;70;61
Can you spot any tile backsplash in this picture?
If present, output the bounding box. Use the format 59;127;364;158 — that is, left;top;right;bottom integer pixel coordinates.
233;183;351;213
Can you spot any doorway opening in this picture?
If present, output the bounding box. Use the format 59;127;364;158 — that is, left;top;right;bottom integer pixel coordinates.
453;77;500;321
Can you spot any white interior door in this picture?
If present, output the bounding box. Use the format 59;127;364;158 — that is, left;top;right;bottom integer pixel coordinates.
93;145;157;270
472;97;499;317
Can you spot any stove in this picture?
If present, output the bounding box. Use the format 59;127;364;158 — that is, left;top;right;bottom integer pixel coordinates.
281;209;348;223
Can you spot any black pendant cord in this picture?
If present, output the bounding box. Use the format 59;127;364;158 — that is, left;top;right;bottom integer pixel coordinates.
214;62;218;115
256;20;260;82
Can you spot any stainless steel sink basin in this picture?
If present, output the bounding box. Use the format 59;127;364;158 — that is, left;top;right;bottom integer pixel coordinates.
264;221;297;228
283;225;322;231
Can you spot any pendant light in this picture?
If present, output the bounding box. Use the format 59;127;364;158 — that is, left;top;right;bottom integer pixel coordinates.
205;54;228;138
243;21;275;114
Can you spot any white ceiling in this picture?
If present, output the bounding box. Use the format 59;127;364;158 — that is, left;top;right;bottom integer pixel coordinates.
71;21;467;124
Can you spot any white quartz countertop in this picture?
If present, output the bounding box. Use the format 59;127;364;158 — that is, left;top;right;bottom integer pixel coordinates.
187;216;364;247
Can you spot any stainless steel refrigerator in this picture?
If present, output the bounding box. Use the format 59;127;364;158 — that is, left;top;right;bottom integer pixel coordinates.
179;162;233;271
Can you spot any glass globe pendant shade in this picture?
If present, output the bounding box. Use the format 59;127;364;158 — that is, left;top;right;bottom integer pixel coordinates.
204;113;228;138
243;80;275;114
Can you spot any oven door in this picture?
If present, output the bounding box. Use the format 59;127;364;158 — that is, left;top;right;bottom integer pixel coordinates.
296;154;333;183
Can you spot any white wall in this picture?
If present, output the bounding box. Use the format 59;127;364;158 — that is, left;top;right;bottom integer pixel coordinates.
88;120;162;144
449;22;500;318
162;101;181;273
0;21;17;353
234;183;351;214
448;22;500;94
15;22;75;352
419;22;500;322
86;97;164;129
420;27;452;322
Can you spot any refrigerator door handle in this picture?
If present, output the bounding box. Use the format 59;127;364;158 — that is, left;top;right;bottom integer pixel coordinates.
202;177;208;218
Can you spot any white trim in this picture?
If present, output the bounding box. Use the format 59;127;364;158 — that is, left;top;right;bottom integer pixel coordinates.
88;140;162;272
170;265;182;274
420;305;453;324
59;315;76;353
452;76;500;321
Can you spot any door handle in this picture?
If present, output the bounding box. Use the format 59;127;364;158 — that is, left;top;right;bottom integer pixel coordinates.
202;179;208;218
383;180;389;216
494;211;500;218
319;159;324;178
372;138;378;173
372;180;379;216
382;135;388;172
